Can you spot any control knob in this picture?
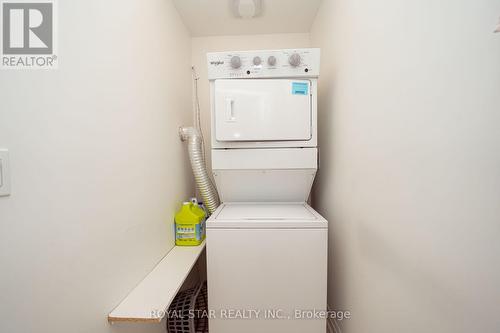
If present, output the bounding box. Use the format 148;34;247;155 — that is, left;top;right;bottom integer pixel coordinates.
230;56;242;69
253;56;262;66
288;53;301;67
267;56;277;66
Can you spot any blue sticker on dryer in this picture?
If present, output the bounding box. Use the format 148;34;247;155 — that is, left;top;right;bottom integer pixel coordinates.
292;82;309;95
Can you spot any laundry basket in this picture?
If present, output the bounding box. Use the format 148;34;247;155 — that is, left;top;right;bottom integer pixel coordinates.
167;282;208;333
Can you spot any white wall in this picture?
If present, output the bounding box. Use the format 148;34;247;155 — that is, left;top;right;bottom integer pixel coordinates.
0;1;193;333
311;0;500;332
191;33;311;170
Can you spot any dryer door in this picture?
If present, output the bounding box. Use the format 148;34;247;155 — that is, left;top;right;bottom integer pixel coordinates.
214;79;312;142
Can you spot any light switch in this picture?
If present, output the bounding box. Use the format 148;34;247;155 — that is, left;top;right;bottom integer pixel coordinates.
0;149;11;197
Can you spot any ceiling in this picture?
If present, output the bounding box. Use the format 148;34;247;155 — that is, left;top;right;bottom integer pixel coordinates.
172;0;323;37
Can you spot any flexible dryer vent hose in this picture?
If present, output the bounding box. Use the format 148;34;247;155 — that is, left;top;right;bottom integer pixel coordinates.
179;127;220;214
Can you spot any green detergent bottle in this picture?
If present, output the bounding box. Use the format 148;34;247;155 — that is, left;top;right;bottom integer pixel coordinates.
175;201;206;246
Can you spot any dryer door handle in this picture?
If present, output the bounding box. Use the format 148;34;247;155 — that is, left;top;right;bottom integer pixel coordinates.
225;98;236;122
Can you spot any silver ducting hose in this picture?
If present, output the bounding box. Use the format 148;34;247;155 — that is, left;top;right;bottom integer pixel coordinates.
179;127;220;214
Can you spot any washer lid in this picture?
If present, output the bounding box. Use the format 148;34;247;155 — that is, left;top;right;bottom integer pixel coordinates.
207;202;327;229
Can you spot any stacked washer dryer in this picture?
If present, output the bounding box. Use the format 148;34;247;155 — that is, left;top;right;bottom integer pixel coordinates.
206;48;327;333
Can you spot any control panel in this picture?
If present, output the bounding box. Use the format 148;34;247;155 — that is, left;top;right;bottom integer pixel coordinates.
207;48;320;79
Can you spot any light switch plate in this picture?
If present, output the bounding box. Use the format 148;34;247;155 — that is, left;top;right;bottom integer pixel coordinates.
0;149;11;197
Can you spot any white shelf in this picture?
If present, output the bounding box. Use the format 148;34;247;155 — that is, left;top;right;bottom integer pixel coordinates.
108;241;206;323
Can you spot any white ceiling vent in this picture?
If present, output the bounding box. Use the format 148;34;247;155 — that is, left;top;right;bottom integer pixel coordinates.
172;0;323;37
231;0;263;19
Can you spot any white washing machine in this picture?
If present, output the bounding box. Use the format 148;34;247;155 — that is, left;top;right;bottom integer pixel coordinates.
206;49;327;333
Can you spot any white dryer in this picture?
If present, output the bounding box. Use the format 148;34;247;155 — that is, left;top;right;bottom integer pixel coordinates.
206;49;327;333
